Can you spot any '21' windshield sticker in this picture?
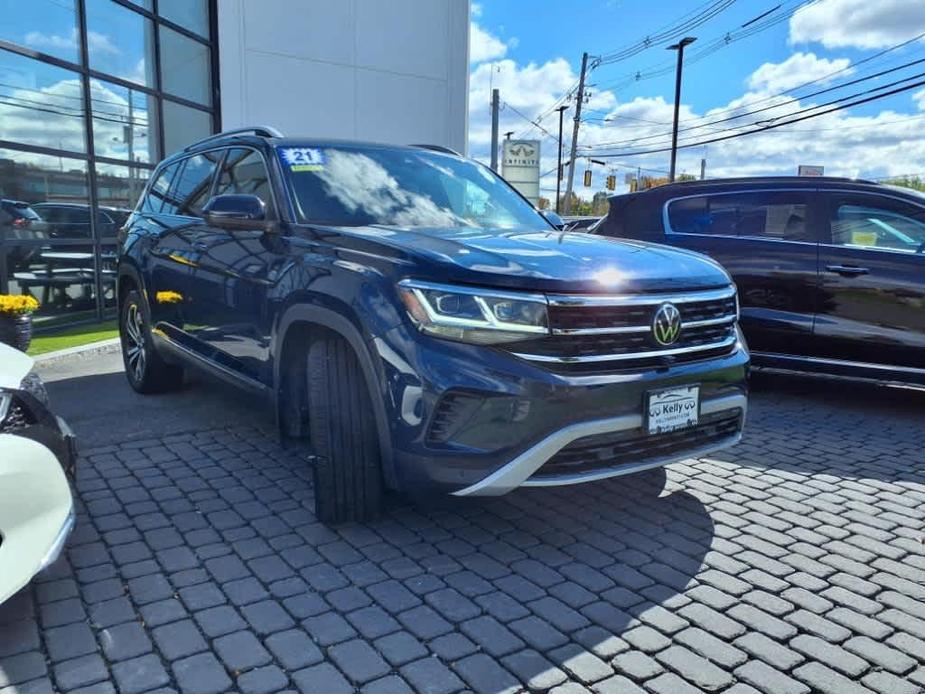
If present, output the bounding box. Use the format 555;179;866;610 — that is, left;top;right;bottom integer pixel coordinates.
280;147;325;172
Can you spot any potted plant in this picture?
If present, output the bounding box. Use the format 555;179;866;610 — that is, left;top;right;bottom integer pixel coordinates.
0;294;40;352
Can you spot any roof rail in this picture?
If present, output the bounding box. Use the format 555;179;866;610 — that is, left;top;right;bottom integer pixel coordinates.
184;125;284;151
411;144;462;156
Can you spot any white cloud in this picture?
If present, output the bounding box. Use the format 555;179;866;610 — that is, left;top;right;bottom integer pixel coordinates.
470;22;509;63
915;89;925;111
24;28;120;55
789;0;925;49
747;52;851;93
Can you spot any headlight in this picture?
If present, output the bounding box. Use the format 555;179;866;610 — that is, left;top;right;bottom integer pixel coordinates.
0;391;10;422
20;371;49;406
398;279;549;344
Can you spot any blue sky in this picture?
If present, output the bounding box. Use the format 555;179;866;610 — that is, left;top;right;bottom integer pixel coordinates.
468;0;925;197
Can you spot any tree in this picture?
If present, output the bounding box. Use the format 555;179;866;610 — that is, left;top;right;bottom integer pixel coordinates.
537;196;550;210
883;175;925;193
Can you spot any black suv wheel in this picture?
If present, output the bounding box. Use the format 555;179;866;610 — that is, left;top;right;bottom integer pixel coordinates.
307;333;383;523
120;290;184;393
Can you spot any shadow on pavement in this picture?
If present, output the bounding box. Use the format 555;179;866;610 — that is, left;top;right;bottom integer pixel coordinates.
13;354;717;690
41;356;274;449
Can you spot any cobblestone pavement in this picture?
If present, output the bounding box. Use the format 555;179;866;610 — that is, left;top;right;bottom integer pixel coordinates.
1;375;924;694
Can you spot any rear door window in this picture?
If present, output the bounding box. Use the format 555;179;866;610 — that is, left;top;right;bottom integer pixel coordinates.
668;192;810;241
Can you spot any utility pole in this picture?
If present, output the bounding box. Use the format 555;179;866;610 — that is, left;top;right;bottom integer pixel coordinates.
563;52;590;215
554;104;568;214
668;37;696;182
490;88;500;172
700;157;706;180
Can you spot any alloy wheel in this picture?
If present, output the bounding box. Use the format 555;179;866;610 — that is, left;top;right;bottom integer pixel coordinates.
124;303;146;382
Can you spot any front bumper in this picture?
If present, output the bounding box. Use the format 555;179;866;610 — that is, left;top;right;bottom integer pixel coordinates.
0;434;75;605
377;323;749;495
453;392;745;496
1;388;77;477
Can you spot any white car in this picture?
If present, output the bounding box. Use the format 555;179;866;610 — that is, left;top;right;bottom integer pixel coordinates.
0;343;76;605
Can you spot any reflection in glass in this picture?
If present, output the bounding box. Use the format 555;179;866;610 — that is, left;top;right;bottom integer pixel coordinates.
85;0;155;87
159;0;208;37
1;0;80;64
0;49;86;152
0;149;98;321
95;162;150;232
90;79;158;164
163;99;212;156
159;27;211;105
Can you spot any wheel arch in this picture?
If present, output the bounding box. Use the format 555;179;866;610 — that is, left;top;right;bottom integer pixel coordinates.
274;304;397;490
117;262;145;310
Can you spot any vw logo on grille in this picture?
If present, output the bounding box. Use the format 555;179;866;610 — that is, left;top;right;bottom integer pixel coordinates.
652;303;682;346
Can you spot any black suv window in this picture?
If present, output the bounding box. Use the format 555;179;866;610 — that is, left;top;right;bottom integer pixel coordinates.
144;162;181;214
668;192;809;241
163;152;220;217
829;196;925;253
216;148;275;217
278;145;547;230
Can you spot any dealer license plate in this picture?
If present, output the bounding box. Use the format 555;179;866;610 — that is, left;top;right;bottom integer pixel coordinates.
647;385;700;435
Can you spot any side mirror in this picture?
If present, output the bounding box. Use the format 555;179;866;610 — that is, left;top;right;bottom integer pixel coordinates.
541;210;565;230
202;194;269;230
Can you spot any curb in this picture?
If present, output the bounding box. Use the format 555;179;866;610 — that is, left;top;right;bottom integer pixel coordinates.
33;337;122;364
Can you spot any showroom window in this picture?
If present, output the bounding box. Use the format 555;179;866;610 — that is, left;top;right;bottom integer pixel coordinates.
0;0;218;328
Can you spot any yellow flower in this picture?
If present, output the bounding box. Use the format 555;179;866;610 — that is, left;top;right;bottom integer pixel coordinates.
156;291;184;304
0;294;40;315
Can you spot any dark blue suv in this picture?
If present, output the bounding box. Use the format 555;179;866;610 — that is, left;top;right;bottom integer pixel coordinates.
117;127;749;523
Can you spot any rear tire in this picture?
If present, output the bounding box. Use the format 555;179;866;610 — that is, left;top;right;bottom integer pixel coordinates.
120;289;183;394
307;332;383;524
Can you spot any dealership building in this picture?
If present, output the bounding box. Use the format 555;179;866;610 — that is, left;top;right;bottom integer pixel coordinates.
0;0;470;326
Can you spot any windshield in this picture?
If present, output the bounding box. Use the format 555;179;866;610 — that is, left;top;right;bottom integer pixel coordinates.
278;145;549;231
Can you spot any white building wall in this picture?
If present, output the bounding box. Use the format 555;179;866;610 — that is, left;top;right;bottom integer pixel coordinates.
217;0;470;154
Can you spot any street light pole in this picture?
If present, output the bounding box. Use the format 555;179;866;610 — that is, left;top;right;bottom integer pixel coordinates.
554;105;568;214
667;36;696;183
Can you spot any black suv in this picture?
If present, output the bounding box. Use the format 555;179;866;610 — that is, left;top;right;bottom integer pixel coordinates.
117;127;748;522
596;177;925;390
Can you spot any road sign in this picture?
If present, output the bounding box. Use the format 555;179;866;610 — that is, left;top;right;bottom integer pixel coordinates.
798;165;824;176
501;140;541;204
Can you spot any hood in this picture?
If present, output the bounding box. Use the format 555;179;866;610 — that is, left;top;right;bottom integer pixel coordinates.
0;343;33;388
327;225;731;293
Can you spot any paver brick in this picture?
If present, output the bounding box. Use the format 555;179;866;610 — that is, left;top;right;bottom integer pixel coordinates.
329;639;390;684
734;660;810;694
792;662;874;694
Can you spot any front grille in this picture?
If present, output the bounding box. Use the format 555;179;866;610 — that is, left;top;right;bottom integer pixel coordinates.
507;287;738;372
532;410;742;480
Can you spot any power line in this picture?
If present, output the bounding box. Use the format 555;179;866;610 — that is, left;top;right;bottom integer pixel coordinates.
519;0;740;138
593;0;817;94
585;75;925;158
580;57;925;150
596;0;737;65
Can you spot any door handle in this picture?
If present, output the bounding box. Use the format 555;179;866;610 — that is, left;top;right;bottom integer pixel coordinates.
825;264;869;276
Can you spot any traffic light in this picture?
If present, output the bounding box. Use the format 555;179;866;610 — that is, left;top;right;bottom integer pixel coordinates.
583;170;592;187
606;175;616;191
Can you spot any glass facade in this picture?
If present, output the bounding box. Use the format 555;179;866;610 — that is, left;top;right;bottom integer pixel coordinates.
0;0;218;328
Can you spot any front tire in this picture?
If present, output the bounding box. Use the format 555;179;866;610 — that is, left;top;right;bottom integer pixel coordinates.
307;333;383;524
120;290;183;394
